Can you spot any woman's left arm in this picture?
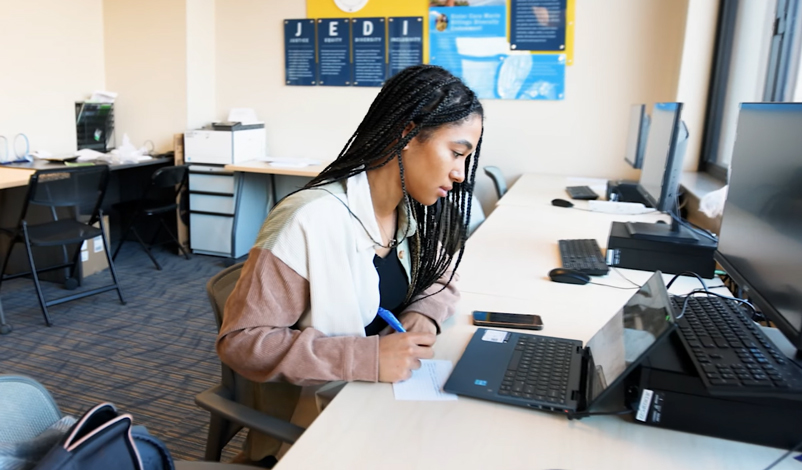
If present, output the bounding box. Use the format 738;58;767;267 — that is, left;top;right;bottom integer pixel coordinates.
399;269;460;334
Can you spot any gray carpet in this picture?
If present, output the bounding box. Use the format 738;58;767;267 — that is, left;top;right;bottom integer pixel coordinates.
0;243;245;462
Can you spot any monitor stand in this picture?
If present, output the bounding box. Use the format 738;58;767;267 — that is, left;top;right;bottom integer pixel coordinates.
625;218;701;244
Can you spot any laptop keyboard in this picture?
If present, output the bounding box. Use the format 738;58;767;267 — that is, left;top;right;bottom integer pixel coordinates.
499;335;573;404
672;296;802;393
558;239;610;276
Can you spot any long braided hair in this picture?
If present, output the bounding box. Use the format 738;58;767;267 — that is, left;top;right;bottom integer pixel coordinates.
305;65;484;306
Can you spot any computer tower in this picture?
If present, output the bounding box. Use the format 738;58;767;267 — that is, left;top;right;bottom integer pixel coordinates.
626;333;802;449
606;221;716;277
606;180;651;206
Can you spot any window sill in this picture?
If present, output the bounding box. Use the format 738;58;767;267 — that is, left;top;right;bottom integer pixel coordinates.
680;172;726;235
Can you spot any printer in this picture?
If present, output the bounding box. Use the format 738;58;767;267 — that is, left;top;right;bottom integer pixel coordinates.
184;121;265;165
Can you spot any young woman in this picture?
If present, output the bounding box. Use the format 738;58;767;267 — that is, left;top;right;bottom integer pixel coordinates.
216;64;483;466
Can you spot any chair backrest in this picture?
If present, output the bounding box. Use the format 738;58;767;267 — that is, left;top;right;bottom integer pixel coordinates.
23;165;110;226
206;262;245;331
0;375;62;442
467;194;485;237
483;166;507;199
143;164;189;202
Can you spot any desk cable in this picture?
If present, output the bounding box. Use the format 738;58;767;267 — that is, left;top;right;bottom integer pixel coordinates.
673;289;758;321
611;267;640;288
762;438;802;470
588;281;639;290
585;268;642;290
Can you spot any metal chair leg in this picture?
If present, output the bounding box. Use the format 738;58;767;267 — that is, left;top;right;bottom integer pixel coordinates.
159;218;190;260
99;215;126;305
112;212;139;261
132;228;162;270
22;223;52;327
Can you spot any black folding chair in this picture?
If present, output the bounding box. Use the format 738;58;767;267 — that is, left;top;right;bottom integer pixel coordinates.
0;165;125;327
112;164;190;270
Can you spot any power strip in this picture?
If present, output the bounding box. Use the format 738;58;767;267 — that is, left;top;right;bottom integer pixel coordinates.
587;200;653;214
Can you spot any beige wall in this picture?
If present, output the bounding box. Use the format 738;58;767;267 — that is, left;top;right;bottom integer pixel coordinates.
103;0;188;152
0;0;105;155
676;0;720;171
216;1;692;210
187;0;216;130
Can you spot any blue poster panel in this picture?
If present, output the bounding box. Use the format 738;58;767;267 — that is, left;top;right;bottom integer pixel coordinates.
284;19;316;86
388;17;423;78
510;0;567;51
352;17;386;87
317;18;352;86
429;4;565;100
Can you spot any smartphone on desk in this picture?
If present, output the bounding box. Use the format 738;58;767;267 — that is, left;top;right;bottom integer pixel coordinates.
472;311;543;330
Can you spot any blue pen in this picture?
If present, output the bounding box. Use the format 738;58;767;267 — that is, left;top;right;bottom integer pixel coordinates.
377;307;406;333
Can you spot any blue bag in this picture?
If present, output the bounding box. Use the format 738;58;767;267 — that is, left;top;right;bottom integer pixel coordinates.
33;403;173;470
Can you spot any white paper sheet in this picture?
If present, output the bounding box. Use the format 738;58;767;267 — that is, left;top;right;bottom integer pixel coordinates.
392;360;458;401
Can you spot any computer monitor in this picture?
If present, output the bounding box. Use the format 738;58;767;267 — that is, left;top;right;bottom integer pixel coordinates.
624;102;700;244
715;103;802;356
624;104;650;169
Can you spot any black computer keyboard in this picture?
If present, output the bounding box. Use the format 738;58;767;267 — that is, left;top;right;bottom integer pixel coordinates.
558;239;609;276
565;185;599;200
672;296;802;394
499;335;572;404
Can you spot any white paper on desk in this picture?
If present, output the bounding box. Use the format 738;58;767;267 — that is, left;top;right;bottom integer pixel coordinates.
393;360;458;401
75;149;106;162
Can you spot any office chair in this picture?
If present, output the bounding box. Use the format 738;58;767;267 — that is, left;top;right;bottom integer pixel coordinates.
483;166;507;200
467;194;485;237
195;263;304;462
0;166;125;327
0;375;260;470
112;164;190;270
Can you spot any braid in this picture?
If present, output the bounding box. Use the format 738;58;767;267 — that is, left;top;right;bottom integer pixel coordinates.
304;65;484;306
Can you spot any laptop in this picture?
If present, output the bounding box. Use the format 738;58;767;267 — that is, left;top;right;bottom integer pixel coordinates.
444;272;676;418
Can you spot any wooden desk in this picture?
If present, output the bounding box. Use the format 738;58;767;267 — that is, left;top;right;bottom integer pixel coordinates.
225;159;331;209
224;159;330;178
498;173;609;209
273;174;797;470
0;168;34;190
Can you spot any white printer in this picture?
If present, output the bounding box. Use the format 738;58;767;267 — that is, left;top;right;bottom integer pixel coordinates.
184;122;265;165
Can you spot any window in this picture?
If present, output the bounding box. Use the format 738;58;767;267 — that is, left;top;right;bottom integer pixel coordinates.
701;0;801;180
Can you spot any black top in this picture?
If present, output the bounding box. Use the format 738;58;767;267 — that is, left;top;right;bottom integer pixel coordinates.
364;246;409;336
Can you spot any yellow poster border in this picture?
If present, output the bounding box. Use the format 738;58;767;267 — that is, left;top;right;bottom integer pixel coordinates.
306;0;574;66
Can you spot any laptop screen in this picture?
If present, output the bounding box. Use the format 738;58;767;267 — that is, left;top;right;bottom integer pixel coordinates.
585;272;676;404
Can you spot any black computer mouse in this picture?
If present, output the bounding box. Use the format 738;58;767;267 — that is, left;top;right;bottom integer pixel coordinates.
551;198;574;208
548;268;591;285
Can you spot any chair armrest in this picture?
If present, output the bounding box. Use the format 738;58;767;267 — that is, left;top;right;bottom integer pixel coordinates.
195;385;305;444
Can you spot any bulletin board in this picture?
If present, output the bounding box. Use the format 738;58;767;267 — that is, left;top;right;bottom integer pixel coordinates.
306;0;430;61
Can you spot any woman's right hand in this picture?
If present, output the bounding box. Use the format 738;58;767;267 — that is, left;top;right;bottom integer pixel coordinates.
378;332;436;383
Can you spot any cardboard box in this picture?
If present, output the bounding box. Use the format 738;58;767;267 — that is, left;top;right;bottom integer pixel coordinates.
81;215;110;278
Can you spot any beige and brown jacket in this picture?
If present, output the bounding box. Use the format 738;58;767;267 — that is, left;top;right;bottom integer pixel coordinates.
216;171;459;386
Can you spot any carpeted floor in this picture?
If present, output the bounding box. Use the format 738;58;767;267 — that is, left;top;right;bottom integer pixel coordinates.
0;243;245;462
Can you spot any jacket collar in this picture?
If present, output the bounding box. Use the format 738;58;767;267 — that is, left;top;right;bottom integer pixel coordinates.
344;171;417;253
